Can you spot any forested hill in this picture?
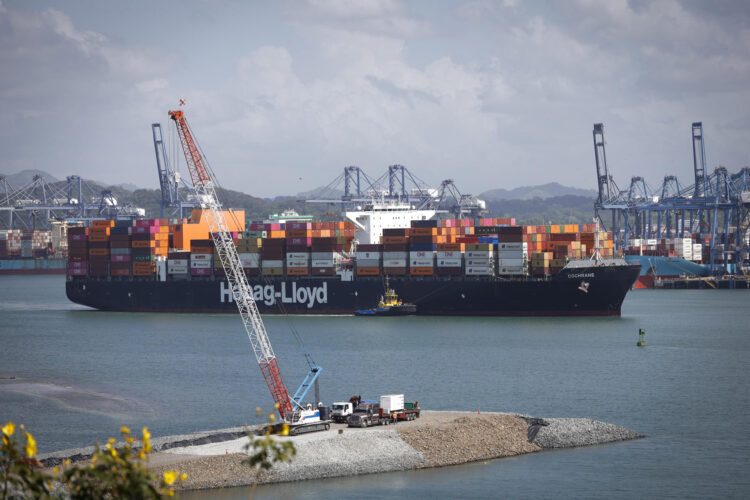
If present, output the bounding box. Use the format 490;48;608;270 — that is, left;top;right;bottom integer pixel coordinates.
485;195;596;225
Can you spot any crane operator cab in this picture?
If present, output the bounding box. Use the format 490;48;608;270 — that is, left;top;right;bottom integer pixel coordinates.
286;404;322;426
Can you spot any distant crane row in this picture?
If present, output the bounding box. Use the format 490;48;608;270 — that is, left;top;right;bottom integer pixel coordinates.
305;165;487;218
593;122;750;273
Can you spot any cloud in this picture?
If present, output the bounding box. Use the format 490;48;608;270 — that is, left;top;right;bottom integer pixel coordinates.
136;78;169;93
1;0;748;198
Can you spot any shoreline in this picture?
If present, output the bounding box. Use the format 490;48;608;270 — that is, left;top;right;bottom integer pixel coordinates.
39;411;643;491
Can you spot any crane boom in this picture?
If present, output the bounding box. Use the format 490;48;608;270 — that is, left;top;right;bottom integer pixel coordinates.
168;110;294;417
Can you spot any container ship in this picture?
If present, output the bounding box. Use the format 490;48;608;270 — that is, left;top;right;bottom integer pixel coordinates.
622;237;720;288
0;229;66;275
65;209;640;316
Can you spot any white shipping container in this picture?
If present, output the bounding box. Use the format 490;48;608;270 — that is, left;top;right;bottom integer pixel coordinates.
356;251;380;260
383;251;408;259
498;249;523;259
311;259;335;267
383;259;407;267
286;252;310;261
168;259;188;267
167;264;189;274
190;260;211;269
379;394;404;413
262;260;283;268
465;258;493;266
693;244;702;254
465;250;493;258
286;260;309;268
465;267;494;275
357;259;380;267
498;258;525;267
410;259;433;267
437;258;462;267
311;252;335;260
238;253;260;267
497;242;523;250
647;239;658;245
191;253;212;261
409;250;432;259
437;251;460;259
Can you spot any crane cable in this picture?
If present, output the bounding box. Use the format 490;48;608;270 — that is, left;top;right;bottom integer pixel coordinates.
262;275;317;371
180;116;316;371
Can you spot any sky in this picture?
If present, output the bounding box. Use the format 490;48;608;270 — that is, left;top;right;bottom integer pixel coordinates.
1;0;749;198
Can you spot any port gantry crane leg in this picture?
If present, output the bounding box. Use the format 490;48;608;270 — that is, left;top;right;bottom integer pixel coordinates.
168;110;299;418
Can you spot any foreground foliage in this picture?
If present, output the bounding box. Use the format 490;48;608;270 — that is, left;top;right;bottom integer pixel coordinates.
2;408;297;499
1;422;184;499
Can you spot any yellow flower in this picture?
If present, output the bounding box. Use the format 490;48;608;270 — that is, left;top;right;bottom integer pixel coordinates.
24;432;37;458
142;427;151;453
120;426;131;435
91;455;98;464
110;448;117;457
163;470;177;485
280;424;290;436
63;459;71;466
108;437;116;445
180;473;188;481
269;413;276;423
138;449;146;460
274;402;280;409
168;488;175;497
52;467;58;474
1;422;15;436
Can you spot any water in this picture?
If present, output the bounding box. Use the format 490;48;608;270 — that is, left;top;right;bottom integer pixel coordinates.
1;275;748;498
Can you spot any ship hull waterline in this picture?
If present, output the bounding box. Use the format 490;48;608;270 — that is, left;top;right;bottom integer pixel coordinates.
66;264;640;317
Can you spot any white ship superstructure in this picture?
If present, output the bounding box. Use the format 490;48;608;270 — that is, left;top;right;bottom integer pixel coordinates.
345;201;436;244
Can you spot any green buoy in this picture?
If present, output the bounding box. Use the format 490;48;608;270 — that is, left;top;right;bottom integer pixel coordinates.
637;327;647;347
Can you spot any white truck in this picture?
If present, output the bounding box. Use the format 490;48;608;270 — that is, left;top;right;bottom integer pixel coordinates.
331;401;355;423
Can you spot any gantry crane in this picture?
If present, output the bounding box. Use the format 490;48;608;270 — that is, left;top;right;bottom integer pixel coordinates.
168;109;328;432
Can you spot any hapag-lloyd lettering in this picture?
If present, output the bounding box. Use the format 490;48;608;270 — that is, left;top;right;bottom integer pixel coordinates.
220;281;328;308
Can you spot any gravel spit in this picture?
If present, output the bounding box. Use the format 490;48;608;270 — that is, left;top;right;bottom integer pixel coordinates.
41;411;644;491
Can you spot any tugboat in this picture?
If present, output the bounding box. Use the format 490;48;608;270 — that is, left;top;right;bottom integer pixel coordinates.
354;277;417;316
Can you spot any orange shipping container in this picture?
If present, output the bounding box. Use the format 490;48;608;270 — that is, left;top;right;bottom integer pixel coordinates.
382;236;408;244
172;209;245;250
287;267;309;276
356;266;380;276
437;243;463;251
132;240;156;249
409;267;434;275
